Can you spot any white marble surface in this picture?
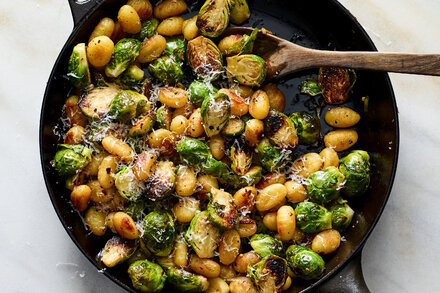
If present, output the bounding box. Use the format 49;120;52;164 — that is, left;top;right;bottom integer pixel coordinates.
1;0;439;292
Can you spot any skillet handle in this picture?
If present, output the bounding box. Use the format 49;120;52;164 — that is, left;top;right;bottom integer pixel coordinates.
316;251;370;293
68;0;103;27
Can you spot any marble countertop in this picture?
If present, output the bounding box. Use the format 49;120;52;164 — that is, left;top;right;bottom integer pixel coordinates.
1;0;439;292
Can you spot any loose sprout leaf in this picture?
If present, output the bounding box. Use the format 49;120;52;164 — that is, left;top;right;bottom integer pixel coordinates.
300;78;322;96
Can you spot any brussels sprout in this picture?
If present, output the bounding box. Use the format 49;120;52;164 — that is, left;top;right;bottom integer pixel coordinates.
139;17;159;40
115;166;144;201
65;172;85;190
128;113;155;137
318;67;356;104
167;267;210;293
79;83;121;119
148;56;184;84
289;112;320;145
236;165;263;187
197;0;230;38
105;38;142;78
142;210;176;256
248;255;288;293
187;80;218;106
286;245;325;280
300;78;322;96
305;167;345;203
187;36;223;81
295;201;332;233
250;234;284;258
229;138;252;175
226;54;266;87
230;0;251;25
329;198;355;232
144;161;176;200
164;36;187;63
339;150;371;197
128;260;166;293
67;43;91;89
221;117;245;138
101;236;137;268
155;105;172;130
265;109;298;149
255;138;285;172
109;90;150;122
225;27;258;56
185;211;221;258
92;70;108;88
201;93;231;137
207;187;239;230
52;144;91;176
117;65;145;91
125;200;149;220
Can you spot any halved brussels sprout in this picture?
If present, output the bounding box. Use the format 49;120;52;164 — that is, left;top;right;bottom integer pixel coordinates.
115;166;145;201
128;260;166;293
79;83;121;119
207;187;239;230
289;111;320;145
187;36;223;81
142;210;176;256
236;165;263;187
164;36;187;63
188;80;218;106
185;211;221;258
226;54;266;87
155;105;172;130
255;138;286;172
318;67;356;104
148;56;184;84
295;201;332;233
248;255;288;293
117;64;145;91
67;43;91;89
124;199;149;221
339;150;370;197
139;17;159;40
128;113;155;137
305;167;345;204
286;245;325;280
167;267;210;293
109;90;150;122
105;38;142;78
197;0;230;38
144;160;176;200
225;28;258;56
101;236;137;268
329;198;354;232
201;92;231;137
222;117;245;138
250;234;284;258
229;138;252;175
230;0;251;25
52;144;91;177
265;109;298;149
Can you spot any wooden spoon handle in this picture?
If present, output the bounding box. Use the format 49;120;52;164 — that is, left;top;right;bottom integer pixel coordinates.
301;49;440;75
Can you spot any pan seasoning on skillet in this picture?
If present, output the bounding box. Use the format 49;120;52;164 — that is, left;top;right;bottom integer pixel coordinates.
40;0;399;292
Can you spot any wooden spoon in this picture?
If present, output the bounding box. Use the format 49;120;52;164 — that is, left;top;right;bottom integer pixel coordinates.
224;27;440;80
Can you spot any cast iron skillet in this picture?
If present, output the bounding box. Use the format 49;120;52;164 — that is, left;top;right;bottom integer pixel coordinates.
40;0;399;292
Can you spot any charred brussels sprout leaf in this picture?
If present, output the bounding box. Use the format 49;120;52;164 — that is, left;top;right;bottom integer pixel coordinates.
329;198;354;232
187;36;223;81
318;67;356;104
300;78;322;96
101;236;137;268
109;90;150;122
139;17;159;40
236;165;263;187
286;245;325;280
142;210;176;257
67;43;91;89
188;80;217;106
128;113;155;137
230;0;251;25
222;117;245;137
339;150;370;197
115;166;144;201
201;92;231;137
105;38;142;78
248;255;288;293
289;111;320;145
52;144;91;176
295;201;332;233
197;0;230;38
144;161;176;200
250;234;284;258
164;36;187;63
185;211;221;258
226;54;266;87
79;83;121;119
167;267;210;293
305;167;345;203
207;187;239;230
229;138;252;175
265;109;298;149
225;28;258;56
256;138;286;172
128;260;166;293
125;200;149;221
155;105;172;130
148;56;184;84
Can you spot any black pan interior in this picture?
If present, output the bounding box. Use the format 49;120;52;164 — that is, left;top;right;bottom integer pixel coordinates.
40;0;399;292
